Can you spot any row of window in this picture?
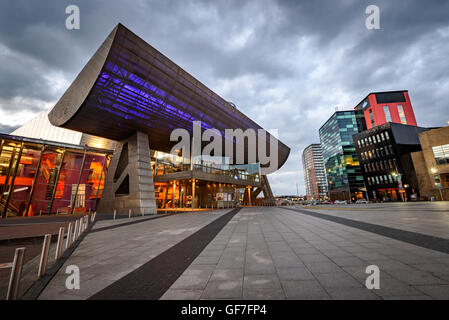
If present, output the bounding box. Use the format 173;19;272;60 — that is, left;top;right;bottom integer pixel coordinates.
367;105;407;127
384;105;408;125
360;145;394;160
367;174;396;185
363;159;395;173
357;131;390;148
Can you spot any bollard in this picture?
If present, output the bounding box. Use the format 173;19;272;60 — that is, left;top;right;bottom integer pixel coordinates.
113;209;116;220
73;220;79;241
56;208;59;215
38;234;51;278
55;227;65;260
93;211;96;221
83;216;88;231
6;247;26;300
39;210;42;216
66;223;73;249
77;218;82;237
129;209;132;219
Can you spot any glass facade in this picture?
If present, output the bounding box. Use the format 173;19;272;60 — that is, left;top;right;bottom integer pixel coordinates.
319;111;366;201
151;150;262;209
152;151;260;184
433;144;449;165
0;134;111;218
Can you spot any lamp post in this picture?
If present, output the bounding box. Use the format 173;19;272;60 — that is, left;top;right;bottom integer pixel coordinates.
431;168;443;201
391;170;405;202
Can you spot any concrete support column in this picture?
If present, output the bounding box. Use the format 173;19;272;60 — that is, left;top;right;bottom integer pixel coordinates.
97;131;157;215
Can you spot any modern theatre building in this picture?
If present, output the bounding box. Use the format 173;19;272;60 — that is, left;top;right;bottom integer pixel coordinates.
0;24;290;218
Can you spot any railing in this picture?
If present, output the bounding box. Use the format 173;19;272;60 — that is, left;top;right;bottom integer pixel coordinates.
192;164;260;183
154;161;260;183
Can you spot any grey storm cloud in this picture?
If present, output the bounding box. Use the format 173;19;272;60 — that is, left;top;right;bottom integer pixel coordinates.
0;0;448;195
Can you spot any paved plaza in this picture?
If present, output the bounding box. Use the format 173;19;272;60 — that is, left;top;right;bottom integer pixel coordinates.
33;203;449;300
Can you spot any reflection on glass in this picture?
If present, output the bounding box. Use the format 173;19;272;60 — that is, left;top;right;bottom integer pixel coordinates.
29;149;64;215
397;105;407;124
51;151;84;213
0;143;21;217
383;106;392;122
9;145;42;216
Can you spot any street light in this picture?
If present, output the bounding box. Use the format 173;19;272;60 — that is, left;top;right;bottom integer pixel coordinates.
431;167;443;201
391;167;405;202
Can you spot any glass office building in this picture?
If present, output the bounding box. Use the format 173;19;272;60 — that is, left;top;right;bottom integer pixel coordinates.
319;111;366;201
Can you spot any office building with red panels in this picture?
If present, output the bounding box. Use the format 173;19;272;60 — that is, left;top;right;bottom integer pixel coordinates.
354;91;417;130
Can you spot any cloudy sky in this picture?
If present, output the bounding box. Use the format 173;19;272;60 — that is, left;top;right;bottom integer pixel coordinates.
0;0;448;195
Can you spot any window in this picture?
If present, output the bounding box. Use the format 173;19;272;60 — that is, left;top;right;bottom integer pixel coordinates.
383;106;392;122
380;132;385;141
397;105;407;124
385;131;390;140
432;144;449;164
368;109;375;127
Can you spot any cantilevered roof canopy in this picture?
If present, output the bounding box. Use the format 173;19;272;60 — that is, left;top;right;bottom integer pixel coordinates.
48;24;290;172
